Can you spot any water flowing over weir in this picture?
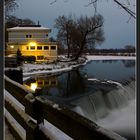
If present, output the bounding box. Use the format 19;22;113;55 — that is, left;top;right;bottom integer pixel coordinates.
71;80;135;127
23;60;136;140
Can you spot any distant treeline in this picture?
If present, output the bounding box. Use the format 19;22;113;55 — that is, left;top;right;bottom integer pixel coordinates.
58;48;136;55
85;48;136;53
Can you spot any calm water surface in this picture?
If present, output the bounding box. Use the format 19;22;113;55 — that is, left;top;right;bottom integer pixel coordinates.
24;60;136;140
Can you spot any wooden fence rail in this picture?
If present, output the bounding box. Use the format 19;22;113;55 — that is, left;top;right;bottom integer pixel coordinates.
4;75;127;140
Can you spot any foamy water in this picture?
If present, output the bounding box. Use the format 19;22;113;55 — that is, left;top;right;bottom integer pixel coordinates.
71;81;136;140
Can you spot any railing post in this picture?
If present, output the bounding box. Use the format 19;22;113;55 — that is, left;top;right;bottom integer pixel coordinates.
26;121;39;140
25;93;44;124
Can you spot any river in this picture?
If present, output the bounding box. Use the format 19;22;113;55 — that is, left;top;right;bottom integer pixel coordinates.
24;60;136;140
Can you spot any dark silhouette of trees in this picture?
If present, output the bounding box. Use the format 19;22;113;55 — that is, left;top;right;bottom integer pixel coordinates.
55;15;76;58
5;0;18;17
55;14;104;61
16;48;22;66
124;45;135;50
5;16;35;43
5;0;36;43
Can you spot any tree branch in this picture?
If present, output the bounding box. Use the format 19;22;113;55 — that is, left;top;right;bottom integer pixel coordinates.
113;0;136;19
87;0;136;19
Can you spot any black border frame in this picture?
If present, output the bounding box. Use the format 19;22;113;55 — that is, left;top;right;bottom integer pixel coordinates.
0;0;4;140
137;0;139;140
1;1;139;140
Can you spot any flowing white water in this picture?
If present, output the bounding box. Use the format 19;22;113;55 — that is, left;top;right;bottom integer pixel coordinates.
71;80;135;140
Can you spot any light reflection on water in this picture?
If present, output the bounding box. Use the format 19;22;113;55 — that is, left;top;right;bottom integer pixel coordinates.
24;60;136;140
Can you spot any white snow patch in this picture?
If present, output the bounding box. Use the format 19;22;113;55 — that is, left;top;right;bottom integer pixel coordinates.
5;109;26;140
39;120;73;140
5;76;34;94
86;55;136;61
107;80;123;87
22;55;135;77
87;78;100;82
52;104;59;109
4;89;25;111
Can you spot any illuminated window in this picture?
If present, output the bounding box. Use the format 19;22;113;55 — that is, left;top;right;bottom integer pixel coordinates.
51;80;57;85
45;80;49;85
44;46;49;50
37;80;43;86
30;83;37;91
37;56;44;60
51;46;56;50
37;46;42;50
30;46;35;50
10;45;14;49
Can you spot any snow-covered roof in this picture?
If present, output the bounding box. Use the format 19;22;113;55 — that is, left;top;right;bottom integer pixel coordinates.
7;26;51;31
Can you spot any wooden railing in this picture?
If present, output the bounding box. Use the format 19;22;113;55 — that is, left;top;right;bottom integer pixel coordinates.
4;75;127;140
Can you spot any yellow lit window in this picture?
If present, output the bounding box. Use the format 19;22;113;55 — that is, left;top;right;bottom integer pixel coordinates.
37;80;43;86
44;46;49;50
29;42;36;46
10;45;14;49
51;46;56;50
30;83;37;91
45;80;49;85
30;46;35;50
51;80;57;85
37;56;44;60
37;46;42;50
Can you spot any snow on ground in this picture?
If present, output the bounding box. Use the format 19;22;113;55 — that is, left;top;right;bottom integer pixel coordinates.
86;55;136;61
22;55;136;77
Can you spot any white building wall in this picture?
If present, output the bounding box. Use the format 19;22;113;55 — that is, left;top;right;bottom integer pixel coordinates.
8;30;49;43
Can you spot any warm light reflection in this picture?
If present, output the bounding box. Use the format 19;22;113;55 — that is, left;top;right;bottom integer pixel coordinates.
30;83;37;91
10;45;14;48
29;42;36;46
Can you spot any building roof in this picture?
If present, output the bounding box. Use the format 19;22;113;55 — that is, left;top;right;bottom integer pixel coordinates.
7;26;51;32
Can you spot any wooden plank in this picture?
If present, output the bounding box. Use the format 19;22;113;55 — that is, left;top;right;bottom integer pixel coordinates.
28;128;51;140
36;97;126;140
5;116;24;140
4;76;34;106
24;94;44;123
5;96;38;132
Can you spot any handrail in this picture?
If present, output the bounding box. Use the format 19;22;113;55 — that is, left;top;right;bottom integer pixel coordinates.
4;75;127;140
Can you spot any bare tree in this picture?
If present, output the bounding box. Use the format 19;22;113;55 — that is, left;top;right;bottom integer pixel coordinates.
55;15;104;61
87;0;136;19
72;15;104;60
5;16;35;43
5;0;18;16
55;15;76;58
124;45;135;52
50;0;136;19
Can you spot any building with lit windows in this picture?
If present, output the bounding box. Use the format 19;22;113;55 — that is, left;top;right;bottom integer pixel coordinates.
6;25;58;62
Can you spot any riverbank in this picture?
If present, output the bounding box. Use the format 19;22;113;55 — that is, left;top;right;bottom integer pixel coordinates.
21;55;136;78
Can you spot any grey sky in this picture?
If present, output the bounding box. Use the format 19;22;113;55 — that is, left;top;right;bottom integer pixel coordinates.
13;0;136;49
